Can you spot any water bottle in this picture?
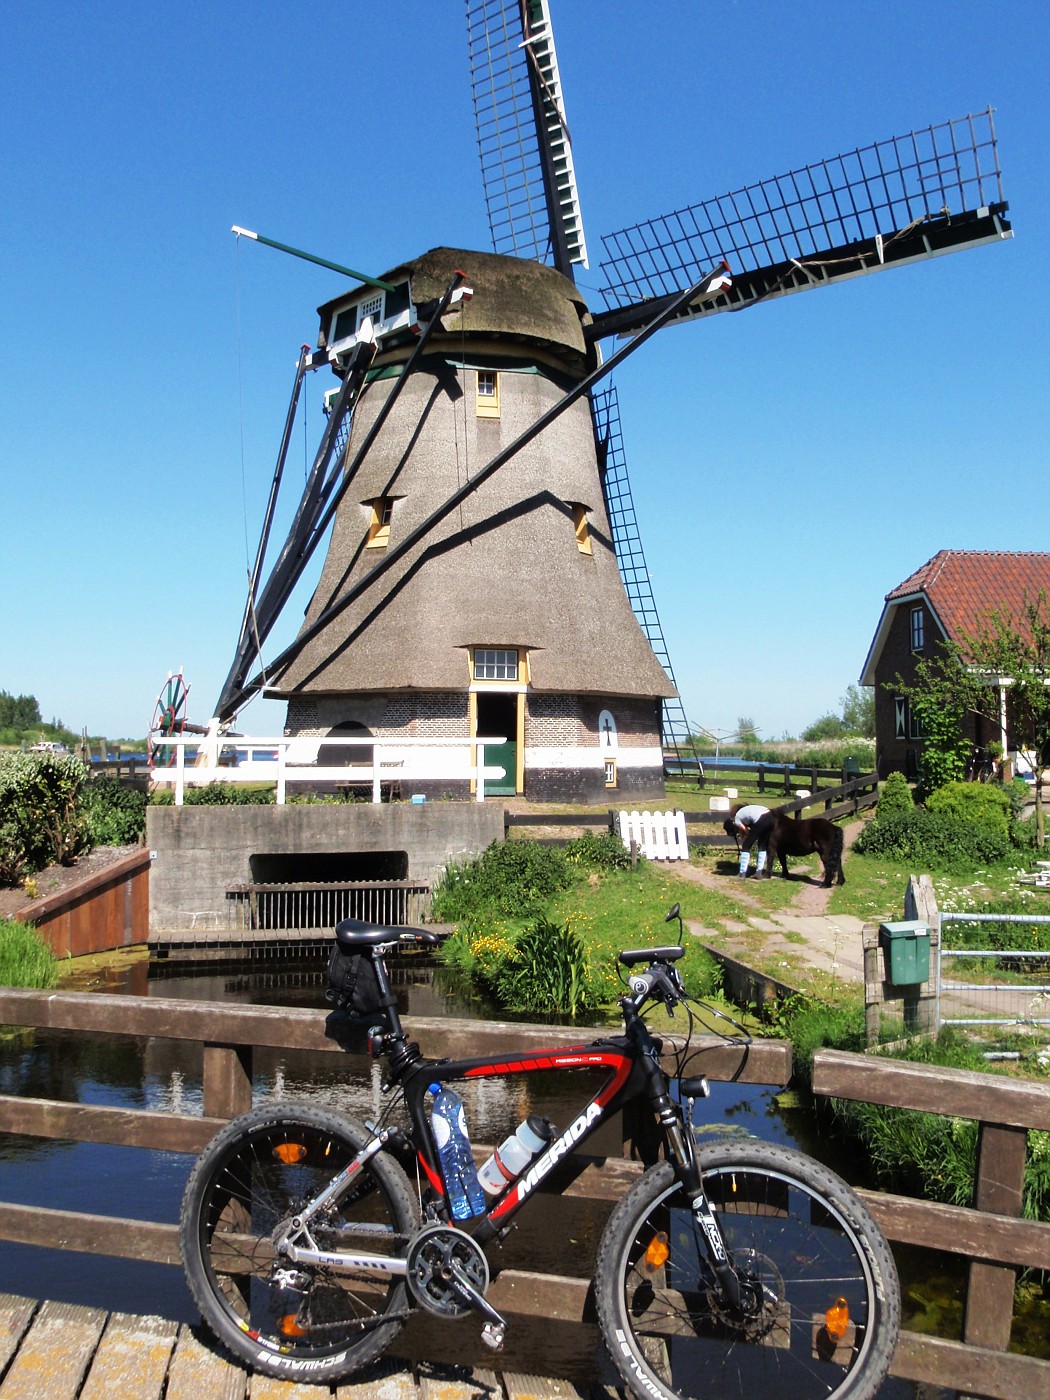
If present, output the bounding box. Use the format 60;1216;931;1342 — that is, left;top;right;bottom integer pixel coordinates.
428;1083;485;1220
478;1115;554;1196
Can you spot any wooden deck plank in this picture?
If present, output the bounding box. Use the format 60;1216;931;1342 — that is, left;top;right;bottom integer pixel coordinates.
418;1364;501;1400
502;1372;589;1400
249;1373;341;1399
335;1356;419;1400
0;1296;37;1380
165;1323;248;1400
79;1312;178;1400
0;1299;105;1400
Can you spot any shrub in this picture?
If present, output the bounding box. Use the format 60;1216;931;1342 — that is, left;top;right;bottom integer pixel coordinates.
431;839;571;921
563;831;631;871
82;777;148;845
0;919;57;989
150;783;276;806
499;917;597;1018
853;808;1010;870
0;753;88;884
925;781;1012;841
875;771;915;822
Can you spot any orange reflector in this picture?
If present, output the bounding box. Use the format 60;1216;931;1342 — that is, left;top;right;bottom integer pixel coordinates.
277;1313;307;1337
273;1143;307;1165
644;1232;670;1271
825;1296;850;1340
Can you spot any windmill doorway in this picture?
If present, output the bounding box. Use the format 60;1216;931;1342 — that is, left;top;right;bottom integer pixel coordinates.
473;691;520;796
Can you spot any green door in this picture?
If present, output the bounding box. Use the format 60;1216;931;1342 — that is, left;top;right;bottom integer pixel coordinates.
476;693;517;796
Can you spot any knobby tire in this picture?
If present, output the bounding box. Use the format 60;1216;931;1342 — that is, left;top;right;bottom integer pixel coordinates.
595;1141;900;1400
180;1104;419;1383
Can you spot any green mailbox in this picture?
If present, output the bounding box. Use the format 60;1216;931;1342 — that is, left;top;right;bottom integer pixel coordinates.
879;920;931;986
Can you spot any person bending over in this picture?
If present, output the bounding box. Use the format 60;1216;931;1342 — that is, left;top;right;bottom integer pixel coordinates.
723;803;773;878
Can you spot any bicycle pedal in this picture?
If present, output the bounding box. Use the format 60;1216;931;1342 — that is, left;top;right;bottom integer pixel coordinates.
481;1321;506;1351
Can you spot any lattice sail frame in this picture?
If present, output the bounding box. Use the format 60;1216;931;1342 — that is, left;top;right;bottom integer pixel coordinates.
596;109;1009;333
591;384;702;776
467;0;588;269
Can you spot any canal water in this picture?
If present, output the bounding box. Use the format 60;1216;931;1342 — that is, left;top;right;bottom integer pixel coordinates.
0;950;978;1392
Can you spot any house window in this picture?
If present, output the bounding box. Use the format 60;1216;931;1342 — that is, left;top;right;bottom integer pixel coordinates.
358;293;384;330
895;695;923;742
572;503;592;554
473;648;519;682
894;696;907;741
366;497;394;548
604;758;617;788
476;370;500;418
911;606;925;652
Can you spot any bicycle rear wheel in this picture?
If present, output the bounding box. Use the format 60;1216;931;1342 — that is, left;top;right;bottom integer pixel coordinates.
180;1104;419;1382
596;1141;899;1400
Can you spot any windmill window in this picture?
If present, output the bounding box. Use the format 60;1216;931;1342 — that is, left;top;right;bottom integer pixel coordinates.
571;503;592;554
604;758;617;788
911;606;925;652
476;370;500;418
473;648;519;682
358;293;384;330
366;497;394;548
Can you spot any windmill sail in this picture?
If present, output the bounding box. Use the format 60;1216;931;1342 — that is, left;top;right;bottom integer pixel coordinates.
467;0;588;274
593;109;1010;339
592;384;702;777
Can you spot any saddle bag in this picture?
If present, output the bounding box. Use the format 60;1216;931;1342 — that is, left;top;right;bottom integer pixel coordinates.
325;945;396;1021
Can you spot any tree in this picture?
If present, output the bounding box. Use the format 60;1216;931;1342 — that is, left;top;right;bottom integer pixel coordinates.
840;684;876;738
893;590;1050;845
736;716;758;743
802;714;847;742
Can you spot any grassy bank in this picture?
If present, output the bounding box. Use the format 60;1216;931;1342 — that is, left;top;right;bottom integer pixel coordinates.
0;920;57;989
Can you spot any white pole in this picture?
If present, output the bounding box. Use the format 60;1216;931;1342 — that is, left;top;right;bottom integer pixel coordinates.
277;744;287;805
476;740;486;802
175;742;185;807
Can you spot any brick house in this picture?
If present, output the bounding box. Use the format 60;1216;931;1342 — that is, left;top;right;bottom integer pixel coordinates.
860;551;1050;779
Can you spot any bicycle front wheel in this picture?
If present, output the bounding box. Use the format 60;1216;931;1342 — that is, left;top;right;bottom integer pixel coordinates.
180;1104;419;1383
596;1141;900;1400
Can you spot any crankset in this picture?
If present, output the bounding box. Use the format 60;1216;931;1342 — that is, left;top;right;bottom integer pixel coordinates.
405;1223;508;1349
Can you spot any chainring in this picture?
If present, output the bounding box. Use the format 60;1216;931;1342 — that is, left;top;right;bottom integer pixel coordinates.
405;1223;490;1318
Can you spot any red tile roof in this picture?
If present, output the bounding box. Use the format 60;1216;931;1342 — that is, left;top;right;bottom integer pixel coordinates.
886;550;1050;653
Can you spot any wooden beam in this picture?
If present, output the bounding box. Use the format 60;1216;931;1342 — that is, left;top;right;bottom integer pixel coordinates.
891;1330;1050;1400
813;1047;1050;1129
857;1188;1049;1270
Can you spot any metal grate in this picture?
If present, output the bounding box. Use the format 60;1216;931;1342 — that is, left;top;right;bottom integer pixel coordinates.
227;880;432;933
466;0;587;267
598;108;1009;325
591;384;702;778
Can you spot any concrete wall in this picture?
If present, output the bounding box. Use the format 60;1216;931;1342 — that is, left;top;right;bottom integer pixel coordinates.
146;803;504;933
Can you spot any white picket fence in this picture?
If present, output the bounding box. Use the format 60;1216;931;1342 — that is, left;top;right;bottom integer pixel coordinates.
618;808;690;861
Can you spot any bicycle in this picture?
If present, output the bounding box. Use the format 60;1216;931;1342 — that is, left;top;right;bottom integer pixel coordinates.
179;906;900;1399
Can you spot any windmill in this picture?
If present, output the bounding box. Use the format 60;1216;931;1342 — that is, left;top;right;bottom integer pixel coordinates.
214;0;1011;803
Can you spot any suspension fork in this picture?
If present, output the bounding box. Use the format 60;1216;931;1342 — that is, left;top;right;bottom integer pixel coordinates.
634;1032;748;1316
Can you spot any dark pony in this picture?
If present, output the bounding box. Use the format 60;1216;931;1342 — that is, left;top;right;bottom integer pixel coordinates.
765;812;845;886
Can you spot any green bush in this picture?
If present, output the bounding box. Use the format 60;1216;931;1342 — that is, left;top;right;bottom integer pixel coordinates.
150;782;276;806
0;919;57;988
0;753;88;884
563;831;631;871
82;777;148;845
853;808;1010;870
432;839;572;921
925;781;1012;840
499;917;597;1018
875;771;915;822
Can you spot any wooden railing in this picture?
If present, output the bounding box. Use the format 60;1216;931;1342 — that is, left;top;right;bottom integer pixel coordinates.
1;990;1045;1396
17;846;150;956
814;1048;1050;1400
664;757;872;792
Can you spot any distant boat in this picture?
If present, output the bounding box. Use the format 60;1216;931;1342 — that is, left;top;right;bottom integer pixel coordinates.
29;740;69;755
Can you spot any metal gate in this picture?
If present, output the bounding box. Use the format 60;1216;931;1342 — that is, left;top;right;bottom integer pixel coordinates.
938;912;1050;1041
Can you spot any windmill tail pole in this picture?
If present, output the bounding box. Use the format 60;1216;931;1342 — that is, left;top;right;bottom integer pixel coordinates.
230;226;397;293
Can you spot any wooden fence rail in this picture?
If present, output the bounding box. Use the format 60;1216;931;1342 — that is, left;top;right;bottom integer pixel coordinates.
813;1047;1050;1400
1;992;1045;1397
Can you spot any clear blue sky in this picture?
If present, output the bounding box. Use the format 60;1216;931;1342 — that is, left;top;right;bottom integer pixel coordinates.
2;2;1046;743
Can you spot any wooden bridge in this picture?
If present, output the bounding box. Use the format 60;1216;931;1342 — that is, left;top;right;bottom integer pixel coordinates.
0;991;1048;1399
